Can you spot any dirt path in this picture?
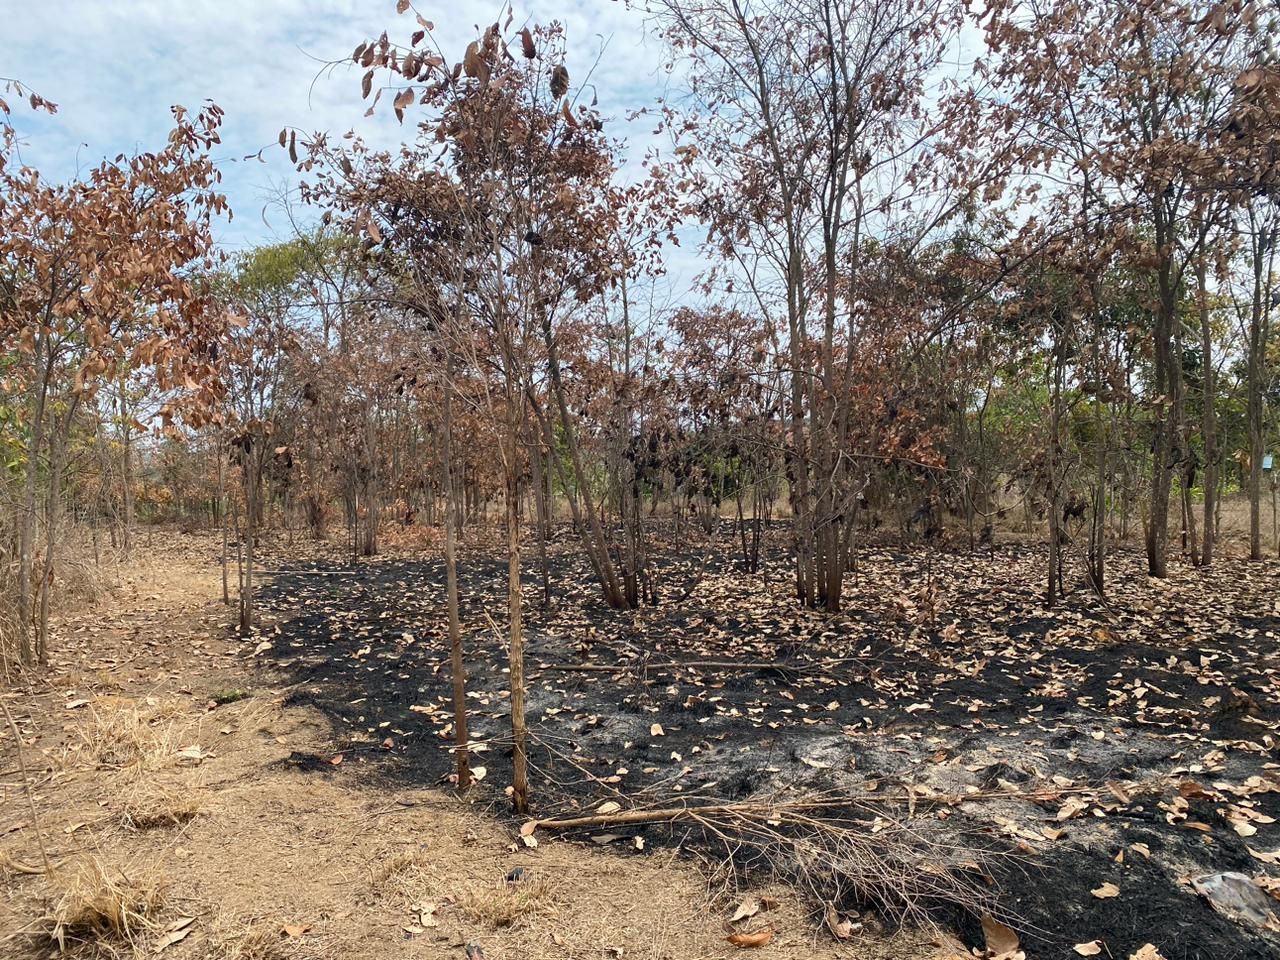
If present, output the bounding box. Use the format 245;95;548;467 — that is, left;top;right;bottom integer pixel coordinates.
1;535;930;960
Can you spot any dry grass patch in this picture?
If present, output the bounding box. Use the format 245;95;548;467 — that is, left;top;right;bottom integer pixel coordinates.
45;857;167;955
119;782;205;831
66;699;191;771
458;875;558;929
366;844;433;893
214;921;288;960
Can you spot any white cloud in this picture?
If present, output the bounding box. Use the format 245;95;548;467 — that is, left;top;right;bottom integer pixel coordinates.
1;0;686;263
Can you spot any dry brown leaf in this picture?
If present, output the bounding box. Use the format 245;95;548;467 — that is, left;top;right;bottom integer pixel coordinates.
1073;941;1103;956
824;905;860;939
980;913;1020;957
281;923;310;937
730;897;760;923
154;917;195;952
1091;882;1120;899
1129;946;1168;960
726;929;774;948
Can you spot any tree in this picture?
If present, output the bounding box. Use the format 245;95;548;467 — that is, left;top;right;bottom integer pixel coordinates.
656;0;987;610
0;102;229;666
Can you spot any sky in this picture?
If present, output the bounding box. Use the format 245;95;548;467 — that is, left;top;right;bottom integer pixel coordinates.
1;0;678;255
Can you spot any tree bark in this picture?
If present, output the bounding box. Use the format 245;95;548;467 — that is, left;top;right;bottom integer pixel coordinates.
442;352;470;788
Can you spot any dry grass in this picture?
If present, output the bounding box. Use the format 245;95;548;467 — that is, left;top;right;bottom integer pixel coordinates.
0;846;52;879
66;699;190;771
214;921;287;960
458;875;558;929
366;844;433;893
119;782;205;831
45;857;167;955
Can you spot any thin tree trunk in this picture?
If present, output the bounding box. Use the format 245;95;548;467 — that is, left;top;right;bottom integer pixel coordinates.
1197;252;1217;566
527;421;552;608
218;443;230;605
240;448;256;636
506;407;529;815
442;354;470;788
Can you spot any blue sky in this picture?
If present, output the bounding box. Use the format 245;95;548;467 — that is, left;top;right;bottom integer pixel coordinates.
2;1;675;253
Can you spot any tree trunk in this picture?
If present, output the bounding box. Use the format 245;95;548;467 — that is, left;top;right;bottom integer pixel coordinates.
1246;216;1271;561
37;407;75;666
506;414;529;815
527;422;552;608
442;355;471;788
239;447;257;636
1196;253;1217;566
218;443;230;605
119;373;135;555
1146;217;1178;578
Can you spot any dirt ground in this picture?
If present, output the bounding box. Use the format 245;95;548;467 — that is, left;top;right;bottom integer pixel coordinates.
0;532;940;960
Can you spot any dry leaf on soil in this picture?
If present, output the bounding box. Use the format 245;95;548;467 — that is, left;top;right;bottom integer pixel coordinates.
980;914;1022;959
726;929;774;948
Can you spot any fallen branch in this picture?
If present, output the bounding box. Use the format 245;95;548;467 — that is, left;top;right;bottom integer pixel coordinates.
523;784;1102;834
0;695;55;880
524;788;1029;931
537;659;802;675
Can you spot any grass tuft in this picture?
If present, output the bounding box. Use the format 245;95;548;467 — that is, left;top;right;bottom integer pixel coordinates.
120;783;205;830
459;875;557;929
45;857;167;953
68;699;188;771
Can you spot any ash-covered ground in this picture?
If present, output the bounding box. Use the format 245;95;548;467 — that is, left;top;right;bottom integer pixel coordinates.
246;529;1280;959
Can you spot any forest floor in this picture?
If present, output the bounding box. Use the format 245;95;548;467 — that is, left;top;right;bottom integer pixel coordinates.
3;523;1280;960
0;529;936;960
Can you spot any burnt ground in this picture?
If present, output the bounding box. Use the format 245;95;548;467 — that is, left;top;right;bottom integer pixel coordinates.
244;525;1280;959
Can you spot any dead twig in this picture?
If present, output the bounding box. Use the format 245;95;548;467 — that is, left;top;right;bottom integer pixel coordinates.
0;694;55;879
523;783;1100;833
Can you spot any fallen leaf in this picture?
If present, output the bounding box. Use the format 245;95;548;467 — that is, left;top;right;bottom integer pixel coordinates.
281;923;310;937
596;800;621;814
726;929;774;948
176;745;211;763
980;914;1020;957
824;905;861;939
1091;882;1120;899
153;917;195;952
470;765;486;781
1073;941;1103;956
730;897;760;923
1129;946;1168;960
650;723;665;737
